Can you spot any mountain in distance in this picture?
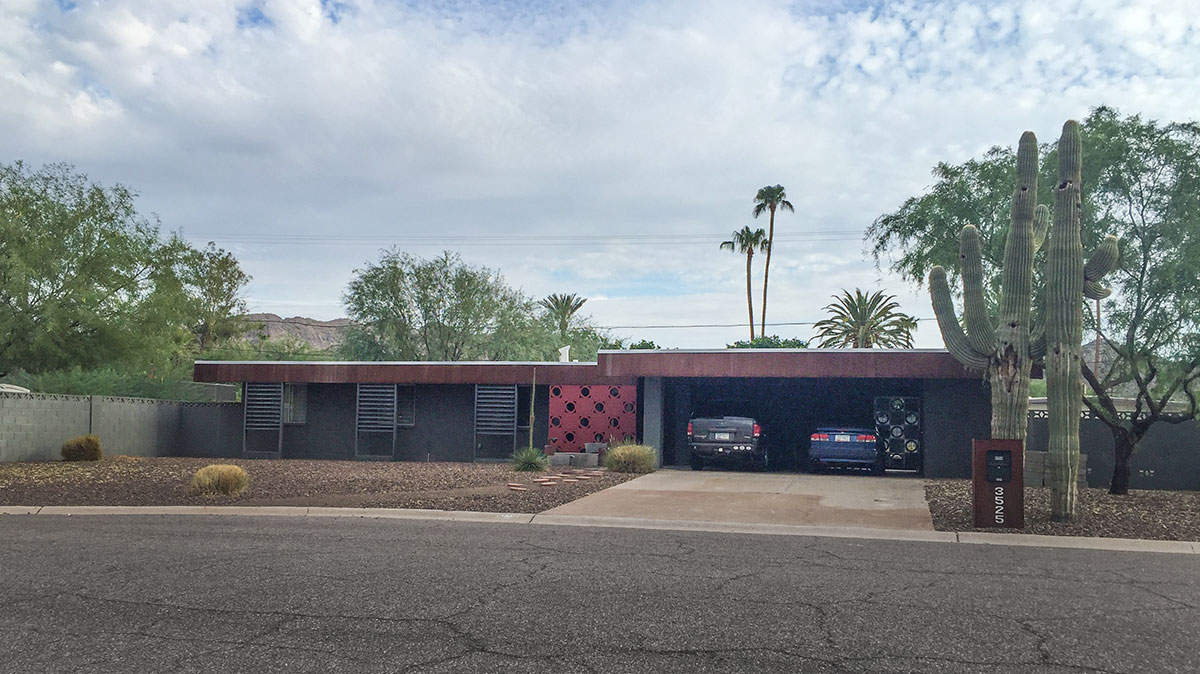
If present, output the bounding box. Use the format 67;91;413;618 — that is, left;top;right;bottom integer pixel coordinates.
241;313;352;351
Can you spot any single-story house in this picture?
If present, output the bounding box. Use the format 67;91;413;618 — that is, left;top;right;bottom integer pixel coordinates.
193;349;989;478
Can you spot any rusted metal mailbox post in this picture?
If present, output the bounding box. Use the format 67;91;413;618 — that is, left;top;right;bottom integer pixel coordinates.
972;439;1024;529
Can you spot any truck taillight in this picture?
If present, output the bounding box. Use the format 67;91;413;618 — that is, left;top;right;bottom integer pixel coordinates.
687;422;693;437
752;423;761;437
811;433;829;441
857;434;876;442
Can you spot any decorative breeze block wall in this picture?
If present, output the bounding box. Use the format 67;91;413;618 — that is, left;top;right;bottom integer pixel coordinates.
548;385;638;452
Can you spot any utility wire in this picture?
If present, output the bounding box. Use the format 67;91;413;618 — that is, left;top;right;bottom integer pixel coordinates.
236;315;936;331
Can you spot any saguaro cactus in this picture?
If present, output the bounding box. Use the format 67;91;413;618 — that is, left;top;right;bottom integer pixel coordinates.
929;131;1049;440
1044;120;1119;521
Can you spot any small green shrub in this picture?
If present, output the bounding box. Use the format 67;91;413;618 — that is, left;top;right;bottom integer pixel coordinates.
511;447;549;472
190;464;250;496
603;444;657;473
61;435;103;461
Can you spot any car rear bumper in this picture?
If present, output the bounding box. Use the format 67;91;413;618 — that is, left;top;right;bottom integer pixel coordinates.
809;441;877;465
690;442;762;459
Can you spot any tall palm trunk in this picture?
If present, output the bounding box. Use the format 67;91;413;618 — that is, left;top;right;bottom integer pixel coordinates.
745;251;756;340
760;205;775;334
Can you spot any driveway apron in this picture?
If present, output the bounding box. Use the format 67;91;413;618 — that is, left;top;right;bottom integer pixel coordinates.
543;470;934;530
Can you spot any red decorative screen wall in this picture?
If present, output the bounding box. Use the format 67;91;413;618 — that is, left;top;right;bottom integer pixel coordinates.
548;385;638;452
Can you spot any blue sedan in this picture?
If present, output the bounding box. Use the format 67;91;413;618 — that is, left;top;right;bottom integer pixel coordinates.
808;427;883;474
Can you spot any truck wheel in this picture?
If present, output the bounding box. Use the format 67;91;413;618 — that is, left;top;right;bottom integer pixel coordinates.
690;455;704;471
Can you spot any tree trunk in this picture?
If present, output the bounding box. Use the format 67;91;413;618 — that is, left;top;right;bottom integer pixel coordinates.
1109;429;1135;495
745;252;755;341
760;205;775;335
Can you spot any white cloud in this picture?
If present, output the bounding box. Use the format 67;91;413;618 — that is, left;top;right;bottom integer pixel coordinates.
2;0;1198;349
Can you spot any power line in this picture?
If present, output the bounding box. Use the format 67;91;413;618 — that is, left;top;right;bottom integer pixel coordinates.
238;315;935;331
184;232;864;247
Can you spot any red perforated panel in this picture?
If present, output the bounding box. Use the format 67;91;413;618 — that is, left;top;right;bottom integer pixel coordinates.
548;385;638;452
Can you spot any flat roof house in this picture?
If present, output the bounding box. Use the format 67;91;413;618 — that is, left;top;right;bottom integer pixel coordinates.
193;348;989;478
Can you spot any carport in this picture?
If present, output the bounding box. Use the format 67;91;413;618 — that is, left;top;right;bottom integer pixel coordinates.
596;349;990;478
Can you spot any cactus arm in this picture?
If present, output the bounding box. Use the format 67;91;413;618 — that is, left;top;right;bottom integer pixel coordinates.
1029;321;1046;360
1083;279;1112;300
930;265;989;370
1032;204;1050;253
1084;234;1120;281
958;225;998;355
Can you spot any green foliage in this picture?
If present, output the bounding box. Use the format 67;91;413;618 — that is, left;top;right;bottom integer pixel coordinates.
2;366;231;401
341;250;616;362
510;447;549;472
61;435;102;461
603;444;658;473
0;162;195;375
182;242;251;350
726;335;808;348
627;339;659;350
812;289;917;348
190;464;250;496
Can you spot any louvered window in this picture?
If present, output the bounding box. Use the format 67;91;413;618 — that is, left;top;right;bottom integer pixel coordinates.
283;384;307;424
245;383;282;430
475;385;517;435
357;384;396;432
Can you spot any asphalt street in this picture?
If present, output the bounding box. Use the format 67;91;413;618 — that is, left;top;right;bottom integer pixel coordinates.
1;515;1197;674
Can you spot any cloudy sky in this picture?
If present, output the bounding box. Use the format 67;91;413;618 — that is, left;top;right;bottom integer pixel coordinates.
4;0;1199;349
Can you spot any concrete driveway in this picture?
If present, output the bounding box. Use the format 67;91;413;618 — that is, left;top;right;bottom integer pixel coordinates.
544;469;934;530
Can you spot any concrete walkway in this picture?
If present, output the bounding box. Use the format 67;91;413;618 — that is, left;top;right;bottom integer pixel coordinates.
542;470;935;530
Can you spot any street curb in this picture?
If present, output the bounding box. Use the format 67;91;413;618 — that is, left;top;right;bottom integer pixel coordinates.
3;505;1195;554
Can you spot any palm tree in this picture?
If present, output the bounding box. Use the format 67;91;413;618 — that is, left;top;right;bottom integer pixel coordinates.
752;185;794;334
720;227;770;340
539;293;587;340
812;289;918;348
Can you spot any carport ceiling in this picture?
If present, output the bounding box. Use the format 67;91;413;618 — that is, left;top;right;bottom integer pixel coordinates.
597;349;979;379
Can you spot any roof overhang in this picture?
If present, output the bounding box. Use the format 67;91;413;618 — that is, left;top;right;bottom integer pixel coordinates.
192;361;634;385
596;349;979;379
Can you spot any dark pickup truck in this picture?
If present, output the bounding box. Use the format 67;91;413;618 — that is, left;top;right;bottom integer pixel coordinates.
687;416;767;470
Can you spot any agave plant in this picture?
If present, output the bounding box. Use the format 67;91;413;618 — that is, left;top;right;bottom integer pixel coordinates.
812;289;917;348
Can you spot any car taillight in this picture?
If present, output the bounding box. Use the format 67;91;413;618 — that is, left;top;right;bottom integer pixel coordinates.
752;423;761;437
857;434;876;442
687;422;693;437
811;433;829;441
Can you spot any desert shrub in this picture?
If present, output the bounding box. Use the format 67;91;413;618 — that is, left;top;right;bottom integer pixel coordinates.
61;435;103;461
511;447;549;472
603;444;657;473
190;464;250;496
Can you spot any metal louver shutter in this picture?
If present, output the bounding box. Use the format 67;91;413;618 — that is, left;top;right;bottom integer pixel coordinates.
475;385;517;435
357;384;396;432
245;383;283;430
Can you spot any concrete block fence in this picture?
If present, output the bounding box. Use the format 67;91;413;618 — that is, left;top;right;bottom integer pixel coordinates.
0;392;241;462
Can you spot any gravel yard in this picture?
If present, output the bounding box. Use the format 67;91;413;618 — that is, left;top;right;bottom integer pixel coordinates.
0;457;637;513
926;478;1200;541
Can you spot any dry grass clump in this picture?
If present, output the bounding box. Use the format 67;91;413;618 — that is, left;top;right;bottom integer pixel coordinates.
61;435;103;462
190;464;250;496
603;444;658;473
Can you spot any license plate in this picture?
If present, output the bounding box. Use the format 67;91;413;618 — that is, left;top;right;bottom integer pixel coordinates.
715;432;731;441
835;434;852;442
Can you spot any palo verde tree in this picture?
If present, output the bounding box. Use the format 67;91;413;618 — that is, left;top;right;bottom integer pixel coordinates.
752;184;793;335
813;289;917;349
183;242;252;351
0;161;197;376
720;226;769;341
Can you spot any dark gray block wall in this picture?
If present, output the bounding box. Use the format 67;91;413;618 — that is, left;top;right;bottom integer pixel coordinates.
1027;415;1200;491
90;398;182;458
921;378;992;478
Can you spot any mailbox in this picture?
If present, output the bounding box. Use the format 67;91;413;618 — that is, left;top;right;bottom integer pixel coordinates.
972;439;1024;529
985;450;1012;483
